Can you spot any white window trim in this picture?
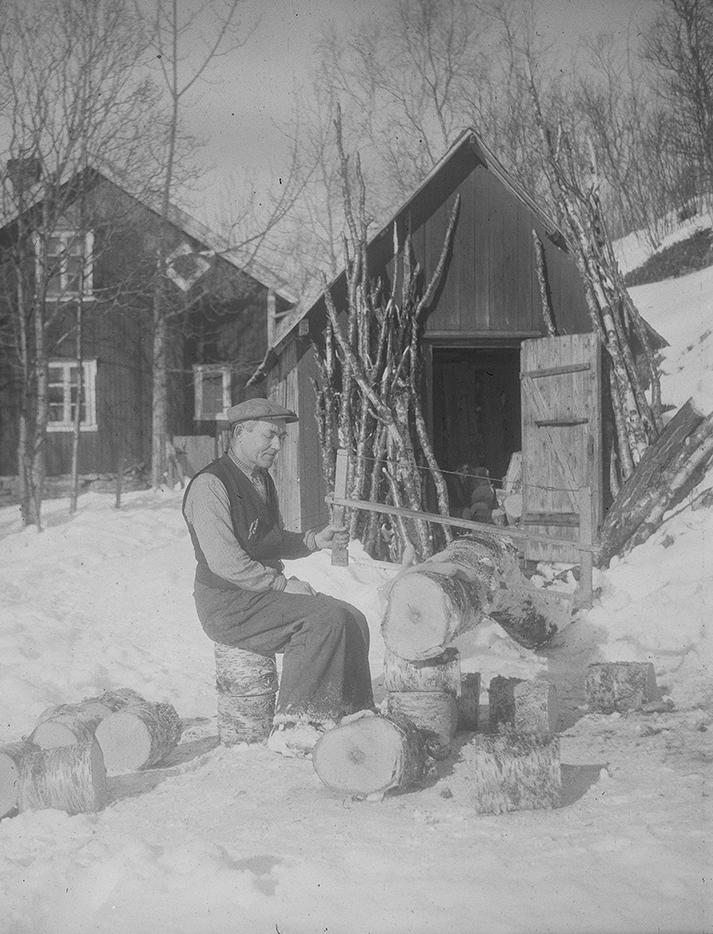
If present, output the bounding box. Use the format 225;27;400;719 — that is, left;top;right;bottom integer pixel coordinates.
34;229;95;301
193;364;231;420
46;359;98;432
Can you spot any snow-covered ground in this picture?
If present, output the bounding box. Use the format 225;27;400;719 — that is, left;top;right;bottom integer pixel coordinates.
1;248;711;933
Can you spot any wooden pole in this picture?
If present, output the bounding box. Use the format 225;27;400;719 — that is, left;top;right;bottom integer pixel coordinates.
331;448;349;567
578;486;594;609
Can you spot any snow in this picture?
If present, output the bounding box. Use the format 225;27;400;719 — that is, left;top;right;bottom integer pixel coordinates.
1;242;712;933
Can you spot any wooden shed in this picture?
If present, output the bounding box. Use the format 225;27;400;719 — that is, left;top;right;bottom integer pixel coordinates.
254;129;661;561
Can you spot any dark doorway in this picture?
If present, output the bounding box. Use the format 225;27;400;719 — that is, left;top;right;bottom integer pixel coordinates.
431;345;521;509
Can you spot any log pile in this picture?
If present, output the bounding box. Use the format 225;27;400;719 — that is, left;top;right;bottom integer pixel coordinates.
1;687;183;818
600;399;713;563
214;644;278;745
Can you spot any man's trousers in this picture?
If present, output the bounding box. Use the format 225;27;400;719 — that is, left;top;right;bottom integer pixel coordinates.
193;581;374;723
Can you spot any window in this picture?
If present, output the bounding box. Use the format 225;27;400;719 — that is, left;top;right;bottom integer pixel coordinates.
35;229;94;300
193;364;231;420
47;359;97;432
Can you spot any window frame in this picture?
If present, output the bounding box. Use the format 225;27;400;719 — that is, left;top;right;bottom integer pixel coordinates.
46;359;98;433
35;228;95;301
193;364;232;421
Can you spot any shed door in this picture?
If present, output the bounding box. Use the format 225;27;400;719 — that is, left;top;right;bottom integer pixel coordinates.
520;333;602;562
268;368;301;532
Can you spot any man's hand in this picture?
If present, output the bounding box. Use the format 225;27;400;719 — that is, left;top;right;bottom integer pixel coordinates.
284;576;315;595
314;524;349;551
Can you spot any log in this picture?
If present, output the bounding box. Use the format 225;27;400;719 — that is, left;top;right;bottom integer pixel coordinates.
214;644;278;696
30;688;146;749
94;701;182;774
489;677;559;735
386;691;459;748
452;730;561;814
585;662;658;713
456;672;481;732
18;739;107;815
381;533;560;661
383;647;461;695
312;712;428;796
214;644;279;744
216;691;276;745
600;399;710;563
0;740;37;819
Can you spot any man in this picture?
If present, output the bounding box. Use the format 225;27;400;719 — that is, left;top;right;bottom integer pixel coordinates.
183;397;374;756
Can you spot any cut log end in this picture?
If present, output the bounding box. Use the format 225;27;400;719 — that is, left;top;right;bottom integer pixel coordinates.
313;714;427;797
95;702;182;774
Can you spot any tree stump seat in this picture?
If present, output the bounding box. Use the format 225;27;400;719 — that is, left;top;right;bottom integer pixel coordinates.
214;644;279;745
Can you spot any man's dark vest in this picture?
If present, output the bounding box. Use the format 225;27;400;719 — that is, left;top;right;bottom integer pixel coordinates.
182;454;309;591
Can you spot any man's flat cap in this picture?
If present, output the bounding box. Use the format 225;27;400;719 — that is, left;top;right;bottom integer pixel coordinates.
225;397;298;424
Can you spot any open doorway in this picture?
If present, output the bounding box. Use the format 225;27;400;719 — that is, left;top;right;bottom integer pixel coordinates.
431;345;521;515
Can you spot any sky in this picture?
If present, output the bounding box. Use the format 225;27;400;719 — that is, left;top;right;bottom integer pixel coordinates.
179;0;659;224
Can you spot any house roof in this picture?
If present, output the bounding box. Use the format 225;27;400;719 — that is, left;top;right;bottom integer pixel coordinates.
0;158;297;305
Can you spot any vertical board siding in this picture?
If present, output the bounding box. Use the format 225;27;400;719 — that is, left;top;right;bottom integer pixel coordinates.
269;345;301;532
520;333;602;562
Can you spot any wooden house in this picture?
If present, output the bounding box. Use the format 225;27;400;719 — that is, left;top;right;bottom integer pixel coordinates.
0;165;296;483
251;129;664;559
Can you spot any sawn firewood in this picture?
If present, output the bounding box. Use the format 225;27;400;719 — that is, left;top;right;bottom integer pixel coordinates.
214;644;279;744
18;739;107;815
312;711;428;796
94;701;182;774
30;688;146;749
381;533;561;661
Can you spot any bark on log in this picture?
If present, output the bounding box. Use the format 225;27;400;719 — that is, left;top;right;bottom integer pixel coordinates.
383;648;461;695
217;692;276;745
312;712;428;796
386;691;459;748
456;673;481;732
30;688;146;749
214;644;279;744
600;399;710;563
381;533;560;661
489;677;559;735
585;662;658;713
18;739;107;815
94;701;182;774
0;740;37;818
214;644;278;696
451;730;561;814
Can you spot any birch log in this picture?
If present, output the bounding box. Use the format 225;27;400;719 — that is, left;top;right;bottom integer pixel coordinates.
383;648;461;695
381;533;560;660
214;645;279;745
94;701;182;774
0;740;36;818
31;688;146;749
18;739;107;815
452;731;561;814
312;713;428;796
585;662;658;713
386;691;459;748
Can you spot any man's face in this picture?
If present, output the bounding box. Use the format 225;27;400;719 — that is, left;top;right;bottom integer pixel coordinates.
233;419;286;470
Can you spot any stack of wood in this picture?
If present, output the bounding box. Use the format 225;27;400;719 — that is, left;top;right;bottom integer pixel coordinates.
1;688;183;818
313;534;564;810
214;644;279;745
600;398;713;563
